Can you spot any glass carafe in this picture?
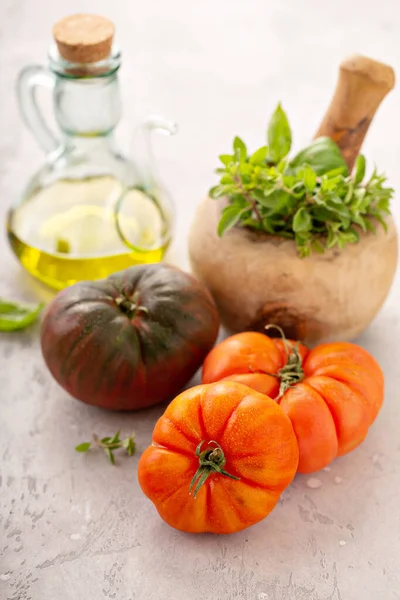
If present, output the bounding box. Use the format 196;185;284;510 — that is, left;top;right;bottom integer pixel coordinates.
7;19;176;290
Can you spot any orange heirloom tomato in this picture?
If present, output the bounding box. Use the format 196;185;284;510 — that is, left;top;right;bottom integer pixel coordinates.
138;381;299;534
202;332;384;474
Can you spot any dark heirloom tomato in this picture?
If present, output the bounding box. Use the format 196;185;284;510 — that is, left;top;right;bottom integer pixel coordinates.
40;264;220;410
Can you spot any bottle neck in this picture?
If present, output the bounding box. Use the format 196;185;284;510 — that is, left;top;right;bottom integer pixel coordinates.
54;73;122;139
63;132;117;152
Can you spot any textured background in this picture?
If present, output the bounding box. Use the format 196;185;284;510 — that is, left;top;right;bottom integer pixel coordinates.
1;1;400;599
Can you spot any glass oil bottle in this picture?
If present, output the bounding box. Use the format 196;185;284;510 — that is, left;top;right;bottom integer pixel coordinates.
8;14;176;290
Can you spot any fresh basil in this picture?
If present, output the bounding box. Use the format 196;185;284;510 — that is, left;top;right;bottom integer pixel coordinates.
210;103;393;257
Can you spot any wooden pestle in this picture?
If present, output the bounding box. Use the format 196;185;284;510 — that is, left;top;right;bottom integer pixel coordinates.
314;55;395;172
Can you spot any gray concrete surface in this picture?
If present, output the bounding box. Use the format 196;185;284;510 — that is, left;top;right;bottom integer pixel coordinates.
1;1;400;598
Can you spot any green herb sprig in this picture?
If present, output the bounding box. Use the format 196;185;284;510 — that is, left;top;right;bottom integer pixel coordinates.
210;103;393;257
0;299;44;332
76;430;136;465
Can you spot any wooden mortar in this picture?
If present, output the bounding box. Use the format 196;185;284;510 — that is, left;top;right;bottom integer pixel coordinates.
188;56;397;345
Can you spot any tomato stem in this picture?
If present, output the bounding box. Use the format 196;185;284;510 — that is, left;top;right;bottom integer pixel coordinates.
114;292;149;319
189;440;240;499
265;324;304;397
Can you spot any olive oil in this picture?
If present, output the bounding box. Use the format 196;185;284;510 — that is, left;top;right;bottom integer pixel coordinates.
7;175;169;290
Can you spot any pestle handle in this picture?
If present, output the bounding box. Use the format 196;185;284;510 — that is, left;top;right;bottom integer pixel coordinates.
314;55;395;171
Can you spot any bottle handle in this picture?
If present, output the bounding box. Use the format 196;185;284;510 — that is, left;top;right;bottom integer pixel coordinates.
134;114;178;190
17;65;60;155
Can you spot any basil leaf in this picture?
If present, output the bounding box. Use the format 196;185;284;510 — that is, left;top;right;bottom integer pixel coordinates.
371;212;388;233
353;154;366;185
104;448;115;465
290;137;348;176
267;103;292;164
233;137;247;161
364;218;376;233
297;165;317;192
254;190;291;213
312;239;325;254
109;430;121;445
217;205;248;237
312;206;339;222
122;437;136;456
219;154;234;166
250;146;268;164
0;300;44;332
209;185;226;199
75;442;91;453
293;207;312;232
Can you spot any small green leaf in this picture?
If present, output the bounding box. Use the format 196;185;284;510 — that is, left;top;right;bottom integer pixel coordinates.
230;194;249;209
312;206;338;222
219;154;233;166
364;218;376;233
220;175;233;184
0;300;44;332
277;230;295;239
267;103;292;164
353;154;366;185
283;175;296;188
101;437;111;444
344;182;354;204
322;174;345;193
217;205;247;237
277;159;288;174
311;239;325;254
209;185;226;199
327;228;338;249
75;442;91;453
298;166;317;192
104;447;115;465
233;137;247;161
372;212;388;233
349;227;360;242
324;166;349;177
262;218;275;233
255;190;291;213
352;214;367;232
352;187;368;211
293;207;312;232
122;436;136;456
252;189;269;202
289;137;348;176
295;232;312;258
337;232;347;249
250;146;268;164
109;430;121;445
324;200;350;221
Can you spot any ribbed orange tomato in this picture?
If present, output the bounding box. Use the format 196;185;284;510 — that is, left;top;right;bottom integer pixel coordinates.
138;381;299;534
202;332;384;473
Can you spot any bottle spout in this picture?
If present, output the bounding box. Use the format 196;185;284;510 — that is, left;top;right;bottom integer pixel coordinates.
145;115;178;137
131;114;178;191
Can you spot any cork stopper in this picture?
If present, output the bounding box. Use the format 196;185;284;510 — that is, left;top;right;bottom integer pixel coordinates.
53;14;114;64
